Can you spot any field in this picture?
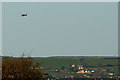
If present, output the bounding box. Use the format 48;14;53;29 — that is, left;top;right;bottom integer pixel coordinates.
32;56;119;78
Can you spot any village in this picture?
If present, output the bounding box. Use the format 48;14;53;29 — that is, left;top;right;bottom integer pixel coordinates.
41;64;117;79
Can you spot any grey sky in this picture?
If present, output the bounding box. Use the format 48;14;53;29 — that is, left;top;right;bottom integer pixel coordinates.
0;2;2;56
1;0;119;2
2;2;118;57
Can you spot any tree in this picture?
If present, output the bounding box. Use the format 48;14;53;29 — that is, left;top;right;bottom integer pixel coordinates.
60;66;65;70
2;56;45;80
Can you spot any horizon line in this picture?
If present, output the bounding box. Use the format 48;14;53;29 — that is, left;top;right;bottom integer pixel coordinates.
0;55;119;58
1;0;119;2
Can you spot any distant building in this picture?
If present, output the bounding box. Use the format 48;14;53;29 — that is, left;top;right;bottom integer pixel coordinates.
91;70;95;73
108;73;113;76
84;70;90;73
71;65;75;67
77;70;84;73
77;65;84;69
102;69;106;72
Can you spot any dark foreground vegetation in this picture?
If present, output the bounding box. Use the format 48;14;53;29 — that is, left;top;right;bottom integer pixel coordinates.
2;56;48;80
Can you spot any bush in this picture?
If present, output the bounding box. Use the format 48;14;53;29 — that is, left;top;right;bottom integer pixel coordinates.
2;56;44;80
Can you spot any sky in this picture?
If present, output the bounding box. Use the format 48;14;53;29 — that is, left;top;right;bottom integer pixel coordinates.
0;2;2;56
2;2;118;57
1;0;119;2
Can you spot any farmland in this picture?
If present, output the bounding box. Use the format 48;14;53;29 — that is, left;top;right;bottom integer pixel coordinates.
32;56;119;78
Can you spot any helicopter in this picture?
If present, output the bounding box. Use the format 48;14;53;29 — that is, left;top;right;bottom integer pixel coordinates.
21;13;27;16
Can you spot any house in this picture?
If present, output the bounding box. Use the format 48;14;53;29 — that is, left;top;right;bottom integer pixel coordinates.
76;70;85;73
108;73;113;76
102;69;106;72
77;65;84;69
91;70;95;73
55;70;60;72
84;70;91;73
71;65;75;67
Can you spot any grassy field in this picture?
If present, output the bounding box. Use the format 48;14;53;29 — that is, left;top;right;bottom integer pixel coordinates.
32;56;119;77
